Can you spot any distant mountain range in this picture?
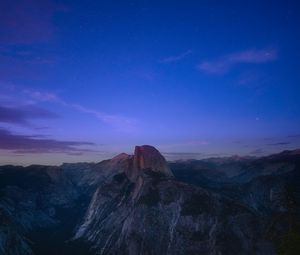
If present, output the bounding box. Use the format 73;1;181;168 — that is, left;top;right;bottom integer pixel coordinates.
0;146;299;255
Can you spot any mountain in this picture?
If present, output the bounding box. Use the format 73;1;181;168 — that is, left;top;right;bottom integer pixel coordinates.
0;146;299;254
171;149;300;254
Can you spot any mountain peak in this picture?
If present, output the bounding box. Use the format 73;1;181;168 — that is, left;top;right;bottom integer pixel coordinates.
125;145;173;182
111;153;130;162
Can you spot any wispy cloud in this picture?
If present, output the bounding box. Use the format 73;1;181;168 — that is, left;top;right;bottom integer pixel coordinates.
185;140;210;145
0;45;60;65
71;104;137;129
4;86;138;131
29;90;137;130
286;134;300;138
23;89;64;103
163;151;221;161
249;148;265;155
0;128;95;155
0;105;59;126
267;142;290;146
237;71;262;86
160;50;192;63
197;48;277;75
159;140;210;150
163;152;204;160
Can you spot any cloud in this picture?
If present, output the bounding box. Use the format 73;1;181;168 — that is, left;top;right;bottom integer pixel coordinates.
237;71;263;86
0;105;59;126
0;0;67;44
267;142;291;146
71;104;137;129
197;48;277;74
185;140;210;145
163;152;221;160
249;149;265;155
0;1;66;83
286;134;300;138
160;50;192;63
0;45;60;66
14;87;138;131
28;90;137;130
23;89;63;103
163;152;203;160
163;152;204;156
159;140;210;150
0;128;95;154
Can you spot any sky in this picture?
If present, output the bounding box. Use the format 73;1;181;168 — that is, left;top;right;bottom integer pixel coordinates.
0;0;300;165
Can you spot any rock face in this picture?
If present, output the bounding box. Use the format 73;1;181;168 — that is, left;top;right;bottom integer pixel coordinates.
125;145;173;182
0;146;299;255
75;174;266;255
74;145;272;255
171;150;300;254
0;160;125;255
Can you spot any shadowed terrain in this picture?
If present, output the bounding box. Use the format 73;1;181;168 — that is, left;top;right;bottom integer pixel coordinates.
0;146;299;254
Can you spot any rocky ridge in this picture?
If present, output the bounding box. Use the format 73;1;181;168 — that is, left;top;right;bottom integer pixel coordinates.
74;145;273;255
0;146;299;254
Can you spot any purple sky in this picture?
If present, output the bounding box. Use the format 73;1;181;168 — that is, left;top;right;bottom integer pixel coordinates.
1;0;300;165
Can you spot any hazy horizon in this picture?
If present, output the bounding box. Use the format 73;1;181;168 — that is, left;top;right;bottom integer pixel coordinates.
1;145;298;166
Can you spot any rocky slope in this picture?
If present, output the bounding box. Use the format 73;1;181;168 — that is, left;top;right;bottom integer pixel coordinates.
171;150;300;254
0;146;299;254
0;159;125;255
73;145;273;254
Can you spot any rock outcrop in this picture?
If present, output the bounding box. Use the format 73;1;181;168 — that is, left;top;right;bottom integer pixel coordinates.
125;145;173;182
74;146;274;255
